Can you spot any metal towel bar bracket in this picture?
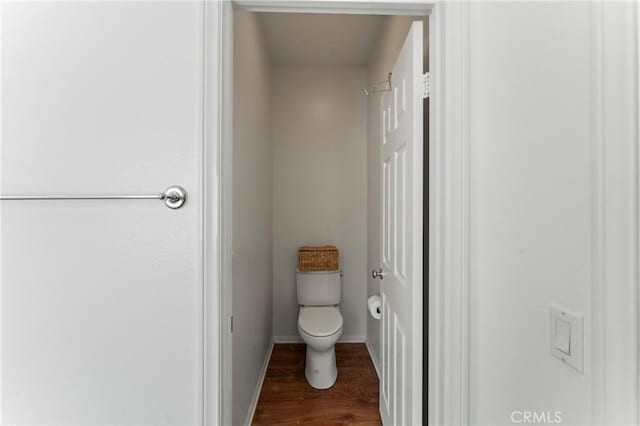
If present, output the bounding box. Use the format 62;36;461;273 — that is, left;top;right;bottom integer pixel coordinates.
0;185;187;210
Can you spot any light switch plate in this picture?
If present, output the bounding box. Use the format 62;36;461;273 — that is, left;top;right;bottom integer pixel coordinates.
555;318;571;354
550;305;583;373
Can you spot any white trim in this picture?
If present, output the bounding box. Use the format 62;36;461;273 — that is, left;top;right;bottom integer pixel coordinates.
203;2;222;425
234;0;431;15
426;2;470;426
0;0;3;419
637;1;640;419
365;339;381;379
428;2;470;426
199;1;206;422
589;1;605;423
460;3;471;424
338;334;367;343
589;2;640;423
220;2;234;425
599;2;640;423
407;20;425;425
243;340;275;426
205;1;233;425
274;334;367;343
273;335;304;343
427;10;441;425
218;2;468;425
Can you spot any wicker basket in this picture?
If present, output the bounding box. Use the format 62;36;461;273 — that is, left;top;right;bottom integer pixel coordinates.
298;246;339;271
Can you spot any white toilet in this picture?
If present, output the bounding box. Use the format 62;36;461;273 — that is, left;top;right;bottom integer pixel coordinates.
296;270;343;389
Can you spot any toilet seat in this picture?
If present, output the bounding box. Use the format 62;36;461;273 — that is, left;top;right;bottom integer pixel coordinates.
298;306;343;337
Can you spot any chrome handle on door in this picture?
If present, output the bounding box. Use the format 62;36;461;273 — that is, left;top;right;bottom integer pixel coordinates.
0;185;187;210
372;268;385;280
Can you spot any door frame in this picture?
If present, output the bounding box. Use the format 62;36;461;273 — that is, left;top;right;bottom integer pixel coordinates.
204;1;472;425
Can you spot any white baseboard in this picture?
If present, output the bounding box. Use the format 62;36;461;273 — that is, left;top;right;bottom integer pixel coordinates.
339;334;366;343
365;338;380;378
273;335;302;343
274;334;366;343
243;339;275;426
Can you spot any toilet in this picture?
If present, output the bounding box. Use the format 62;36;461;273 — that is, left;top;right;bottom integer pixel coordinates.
296;270;343;389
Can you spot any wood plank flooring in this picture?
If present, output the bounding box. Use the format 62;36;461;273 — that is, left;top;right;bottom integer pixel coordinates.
252;343;382;425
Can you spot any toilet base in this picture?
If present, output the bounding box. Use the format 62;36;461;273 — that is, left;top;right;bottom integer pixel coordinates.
305;345;338;389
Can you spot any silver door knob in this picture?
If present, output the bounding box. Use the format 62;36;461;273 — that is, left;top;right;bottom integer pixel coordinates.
372;268;385;280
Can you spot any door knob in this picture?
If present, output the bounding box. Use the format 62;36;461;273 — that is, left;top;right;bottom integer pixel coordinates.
372;268;385;280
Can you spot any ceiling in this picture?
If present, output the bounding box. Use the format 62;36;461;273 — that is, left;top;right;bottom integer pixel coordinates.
259;13;385;67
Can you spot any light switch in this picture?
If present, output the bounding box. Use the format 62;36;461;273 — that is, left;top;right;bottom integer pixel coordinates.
555;318;571;354
550;305;583;373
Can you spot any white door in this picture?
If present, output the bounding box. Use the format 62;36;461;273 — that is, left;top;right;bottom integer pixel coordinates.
378;21;423;426
1;3;203;424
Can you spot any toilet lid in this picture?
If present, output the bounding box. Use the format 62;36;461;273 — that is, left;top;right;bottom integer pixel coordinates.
298;306;343;337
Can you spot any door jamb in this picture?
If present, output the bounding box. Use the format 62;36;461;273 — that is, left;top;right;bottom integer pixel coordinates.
204;1;233;425
205;1;472;425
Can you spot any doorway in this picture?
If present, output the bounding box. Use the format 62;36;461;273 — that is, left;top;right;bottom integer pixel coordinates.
224;4;430;425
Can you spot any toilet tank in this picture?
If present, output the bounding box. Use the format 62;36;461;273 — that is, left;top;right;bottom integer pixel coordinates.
296;270;341;306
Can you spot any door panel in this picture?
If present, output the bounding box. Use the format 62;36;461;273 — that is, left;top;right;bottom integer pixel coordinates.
1;3;203;424
379;21;423;426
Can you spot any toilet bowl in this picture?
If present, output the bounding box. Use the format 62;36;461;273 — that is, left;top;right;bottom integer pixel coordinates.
298;306;343;389
296;269;343;389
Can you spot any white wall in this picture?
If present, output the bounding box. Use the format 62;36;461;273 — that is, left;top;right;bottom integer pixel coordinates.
272;67;368;342
232;9;273;426
467;2;638;425
366;15;428;375
469;3;591;423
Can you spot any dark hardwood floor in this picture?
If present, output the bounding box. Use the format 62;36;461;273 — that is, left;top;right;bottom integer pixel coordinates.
252;343;382;425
